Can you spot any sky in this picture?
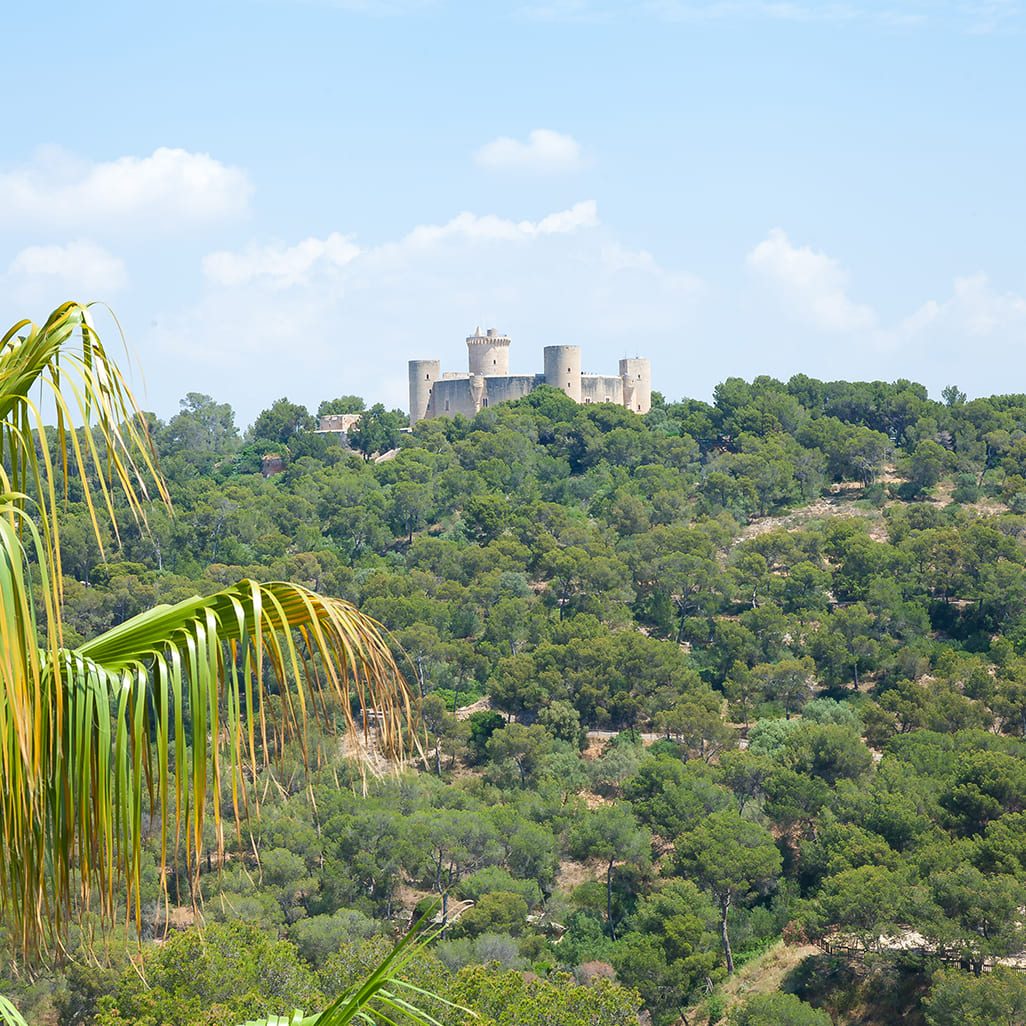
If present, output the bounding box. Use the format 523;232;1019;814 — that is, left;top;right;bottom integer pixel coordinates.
2;0;1025;428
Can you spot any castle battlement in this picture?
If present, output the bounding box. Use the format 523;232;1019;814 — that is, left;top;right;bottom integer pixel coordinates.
467;327;511;345
408;329;650;426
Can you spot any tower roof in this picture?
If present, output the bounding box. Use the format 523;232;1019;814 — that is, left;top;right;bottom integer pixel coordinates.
466;327;510;345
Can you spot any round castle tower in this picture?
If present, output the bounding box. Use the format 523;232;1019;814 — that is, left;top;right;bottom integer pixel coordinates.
543;345;582;403
619;357;652;415
408;359;440;426
467;327;511;376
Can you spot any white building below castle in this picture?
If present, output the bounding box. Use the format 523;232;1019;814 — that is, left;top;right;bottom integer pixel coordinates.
409;328;651;427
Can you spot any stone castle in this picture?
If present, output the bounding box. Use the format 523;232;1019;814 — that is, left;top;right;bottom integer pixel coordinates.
409;328;651;427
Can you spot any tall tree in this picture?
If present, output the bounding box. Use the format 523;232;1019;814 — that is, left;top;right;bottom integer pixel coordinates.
249;396;316;446
349;404;405;460
570;804;652;940
674;810;781;973
159;392;239;456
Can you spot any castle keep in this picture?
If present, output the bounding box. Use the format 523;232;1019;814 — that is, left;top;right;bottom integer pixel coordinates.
409;328;651;427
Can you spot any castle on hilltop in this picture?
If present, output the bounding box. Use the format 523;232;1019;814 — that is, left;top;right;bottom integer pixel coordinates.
409;328;651;427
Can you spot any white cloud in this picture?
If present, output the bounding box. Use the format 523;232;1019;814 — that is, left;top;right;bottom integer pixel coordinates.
856;271;1026;398
901;272;1026;337
601;242;705;294
948;272;1026;333
535;202;599;233
201;202;600;290
746;228;876;333
0;147;253;232
397;200;599;250
202;233;362;288
8;241;128;294
474;130;585;174
899;298;941;335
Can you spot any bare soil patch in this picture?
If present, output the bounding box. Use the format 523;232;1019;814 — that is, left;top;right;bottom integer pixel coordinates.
734;486;883;546
455;696;495;720
555;857;601;892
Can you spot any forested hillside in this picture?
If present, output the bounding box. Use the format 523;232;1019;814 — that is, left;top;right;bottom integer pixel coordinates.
12;376;1026;1026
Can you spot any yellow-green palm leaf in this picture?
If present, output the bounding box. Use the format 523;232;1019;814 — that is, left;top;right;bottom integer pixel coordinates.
0;302;165;605
0;305;418;958
236;916;472;1026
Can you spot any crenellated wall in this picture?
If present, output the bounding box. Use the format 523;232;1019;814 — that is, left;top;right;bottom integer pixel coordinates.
467;327;511;377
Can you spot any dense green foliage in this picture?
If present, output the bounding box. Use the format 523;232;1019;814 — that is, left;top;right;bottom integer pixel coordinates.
10;373;1026;1024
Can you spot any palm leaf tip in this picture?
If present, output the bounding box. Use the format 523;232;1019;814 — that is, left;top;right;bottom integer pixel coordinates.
236;918;476;1026
0;995;29;1026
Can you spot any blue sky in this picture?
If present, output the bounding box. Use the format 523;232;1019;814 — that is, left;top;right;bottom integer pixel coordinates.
3;0;1024;427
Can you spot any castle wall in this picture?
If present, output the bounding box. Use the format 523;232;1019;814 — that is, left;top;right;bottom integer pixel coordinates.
619;358;652;414
430;374;542;417
580;375;624;406
408;359;440;425
543;345;582;403
315;412;363;434
468;328;511;377
483;374;545;405
431;377;478;418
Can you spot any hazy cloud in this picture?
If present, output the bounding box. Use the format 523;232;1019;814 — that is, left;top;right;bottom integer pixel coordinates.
202;202;601;290
474;130;586;174
8;240;128;294
281;0;436;12
203;233;362;288
902;272;1026;336
512;1;618;22
391;200;599;249
601;242;705;294
645;1;857;21
0;147;253;232
520;0;1019;29
746;228;876;333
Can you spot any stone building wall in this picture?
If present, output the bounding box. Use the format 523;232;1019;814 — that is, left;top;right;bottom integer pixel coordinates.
580;375;625;406
619;358;652;415
315;412;363;434
430;373;541;418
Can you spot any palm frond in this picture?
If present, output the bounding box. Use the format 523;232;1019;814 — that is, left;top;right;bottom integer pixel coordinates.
0;995;29;1026
0;305;419;958
0;302;166;607
236;917;474;1026
0;574;418;957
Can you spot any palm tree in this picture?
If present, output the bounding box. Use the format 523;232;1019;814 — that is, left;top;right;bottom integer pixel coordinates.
0;304;443;1025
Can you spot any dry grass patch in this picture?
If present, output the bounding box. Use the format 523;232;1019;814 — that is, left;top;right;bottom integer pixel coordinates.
686;940;822;1026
